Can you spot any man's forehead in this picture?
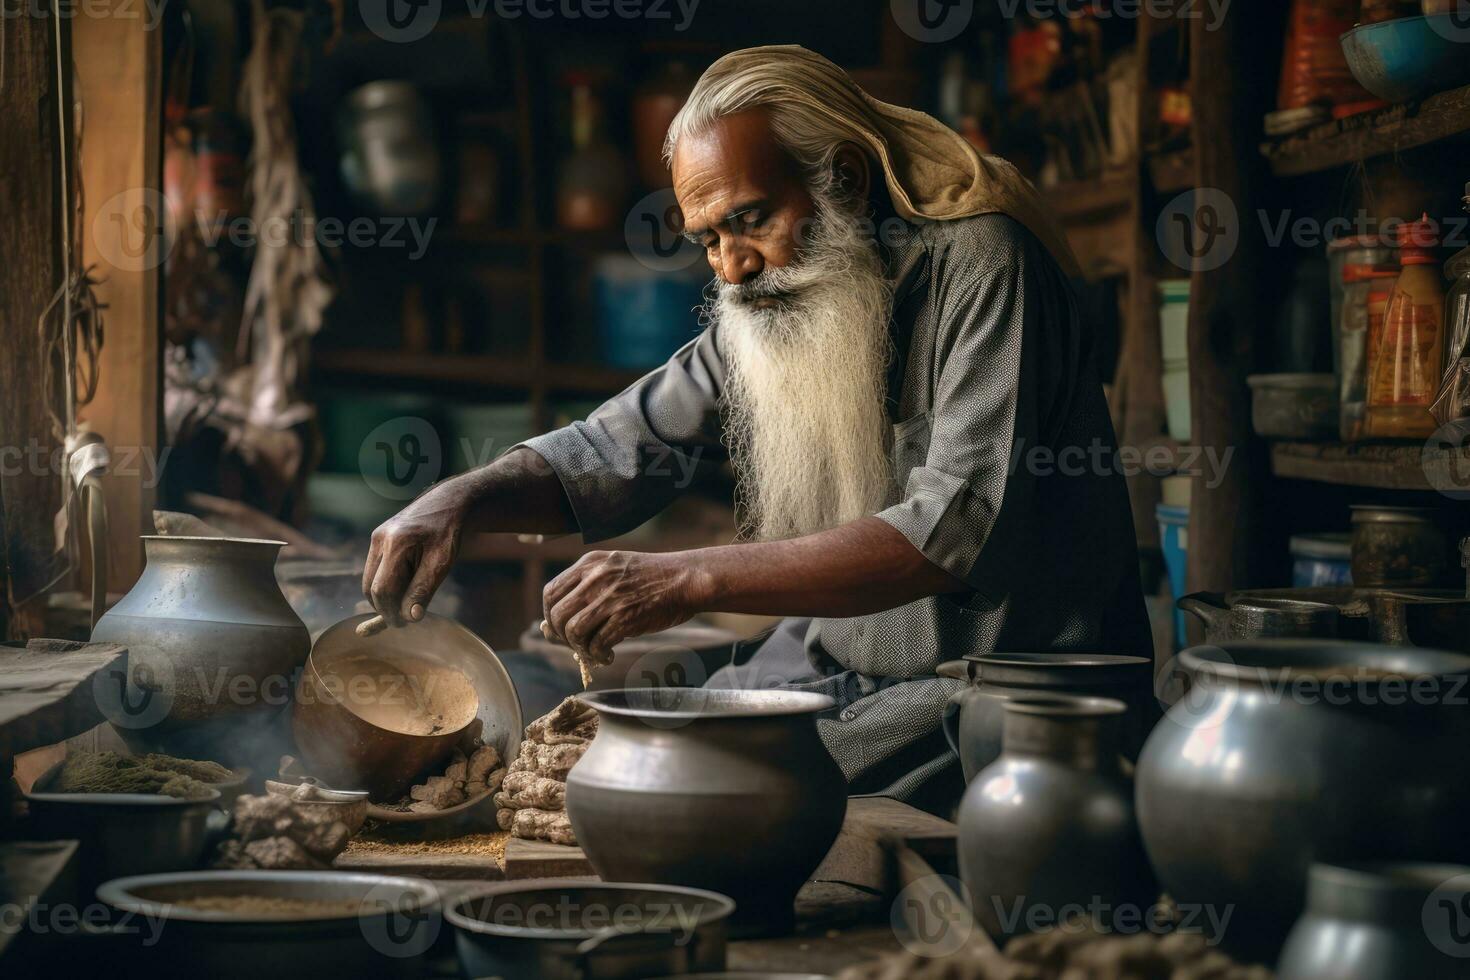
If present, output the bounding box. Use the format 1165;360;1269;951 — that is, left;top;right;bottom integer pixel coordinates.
671;110;799;229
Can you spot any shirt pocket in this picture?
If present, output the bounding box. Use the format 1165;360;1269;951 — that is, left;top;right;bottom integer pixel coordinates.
891;412;932;490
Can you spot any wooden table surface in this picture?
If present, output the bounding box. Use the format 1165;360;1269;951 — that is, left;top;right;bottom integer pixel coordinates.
341;796;952;976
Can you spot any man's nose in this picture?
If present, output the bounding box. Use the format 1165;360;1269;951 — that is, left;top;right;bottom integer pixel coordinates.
717;243;763;285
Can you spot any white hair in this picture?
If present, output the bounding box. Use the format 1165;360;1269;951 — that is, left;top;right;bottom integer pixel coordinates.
662;51;877;194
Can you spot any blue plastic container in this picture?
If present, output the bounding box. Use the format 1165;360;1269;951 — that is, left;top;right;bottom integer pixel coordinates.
1290;532;1353;589
593;256;706;370
1156;503;1189;650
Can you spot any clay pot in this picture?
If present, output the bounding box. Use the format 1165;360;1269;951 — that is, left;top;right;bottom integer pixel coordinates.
957;696;1154;941
565;688;847;936
940;653;1157;783
1136;640;1470;960
1277;862;1470;979
91;536;310;767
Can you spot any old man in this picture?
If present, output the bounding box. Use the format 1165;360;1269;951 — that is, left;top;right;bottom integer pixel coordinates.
365;45;1150;811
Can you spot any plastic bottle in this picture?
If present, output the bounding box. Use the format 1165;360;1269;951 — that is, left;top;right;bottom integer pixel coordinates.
1365;215;1446;439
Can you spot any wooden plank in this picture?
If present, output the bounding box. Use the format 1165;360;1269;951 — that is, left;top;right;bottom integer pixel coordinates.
503;837;591;880
0;6;65;630
73;13;163;593
0;640;126;761
1270;441;1445;490
1266;83;1470;177
810;795;956;898
0;841;80;966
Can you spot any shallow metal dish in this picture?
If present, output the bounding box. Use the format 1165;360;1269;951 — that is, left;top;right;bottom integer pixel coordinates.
97;870;441;980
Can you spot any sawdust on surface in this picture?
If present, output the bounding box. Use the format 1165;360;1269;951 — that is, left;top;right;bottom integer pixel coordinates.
341;830;509;868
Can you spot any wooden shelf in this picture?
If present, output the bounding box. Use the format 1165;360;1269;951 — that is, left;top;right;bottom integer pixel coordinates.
1263;83;1470;177
1269;440;1470;491
313;350;644;395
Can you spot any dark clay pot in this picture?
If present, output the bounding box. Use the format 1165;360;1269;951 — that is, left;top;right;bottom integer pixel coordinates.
957;695;1155;941
1277;863;1470;979
940;653;1157;782
1136;640;1470;961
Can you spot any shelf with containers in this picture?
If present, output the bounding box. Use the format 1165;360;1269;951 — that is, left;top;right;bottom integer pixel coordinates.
1160;3;1470;647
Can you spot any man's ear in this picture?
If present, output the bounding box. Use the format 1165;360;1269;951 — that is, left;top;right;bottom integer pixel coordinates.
831;143;872;201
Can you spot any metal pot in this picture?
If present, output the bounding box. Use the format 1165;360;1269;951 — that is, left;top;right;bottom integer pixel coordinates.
23;789;228;893
97;870;440;980
565;689;847;936
1176;591;1340;643
957;696;1155;941
940;654;1157;783
1351;505;1455;588
1277;862;1470;979
1212;586;1470;652
338;80;441;217
446;880;735;980
1136;640;1470;960
291;612;522;802
90;536;310;767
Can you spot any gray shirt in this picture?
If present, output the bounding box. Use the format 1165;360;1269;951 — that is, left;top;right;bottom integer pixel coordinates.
522;213;1150;804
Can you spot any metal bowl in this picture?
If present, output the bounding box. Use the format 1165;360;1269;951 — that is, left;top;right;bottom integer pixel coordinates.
24;783;226;892
1341;15;1470;104
97;870;441;979
446;879;735;980
518;620;740;689
291;613;522;803
262;779;370;837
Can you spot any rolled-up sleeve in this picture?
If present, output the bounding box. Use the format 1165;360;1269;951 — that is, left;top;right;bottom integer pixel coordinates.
517;327;728;543
874;239;1043;604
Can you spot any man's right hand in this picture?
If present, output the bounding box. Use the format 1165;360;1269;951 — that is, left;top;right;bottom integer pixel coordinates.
361;486;466;627
359;447;580;628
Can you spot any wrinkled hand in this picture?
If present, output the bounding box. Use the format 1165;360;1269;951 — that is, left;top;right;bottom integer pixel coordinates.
542;551;705;663
362;500;464;627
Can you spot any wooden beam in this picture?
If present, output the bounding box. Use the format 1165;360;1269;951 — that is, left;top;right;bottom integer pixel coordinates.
0;7;65;635
73;14;163;592
1184;7;1280;637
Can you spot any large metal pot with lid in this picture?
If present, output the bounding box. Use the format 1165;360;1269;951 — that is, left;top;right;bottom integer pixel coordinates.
939;653;1158;783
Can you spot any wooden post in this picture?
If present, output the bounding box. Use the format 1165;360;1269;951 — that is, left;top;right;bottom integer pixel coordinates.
73;12;163;593
0;8;66;638
1184;8;1278;637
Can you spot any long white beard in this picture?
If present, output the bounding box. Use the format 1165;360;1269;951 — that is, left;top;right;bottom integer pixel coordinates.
713;192;895;541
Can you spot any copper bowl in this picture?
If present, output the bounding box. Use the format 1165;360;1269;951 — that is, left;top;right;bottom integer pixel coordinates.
291;613;522;801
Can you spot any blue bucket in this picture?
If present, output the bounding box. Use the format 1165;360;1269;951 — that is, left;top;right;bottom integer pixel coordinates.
1156;503;1189;649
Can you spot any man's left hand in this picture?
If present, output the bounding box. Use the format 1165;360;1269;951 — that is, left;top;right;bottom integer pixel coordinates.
541;550;706;664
